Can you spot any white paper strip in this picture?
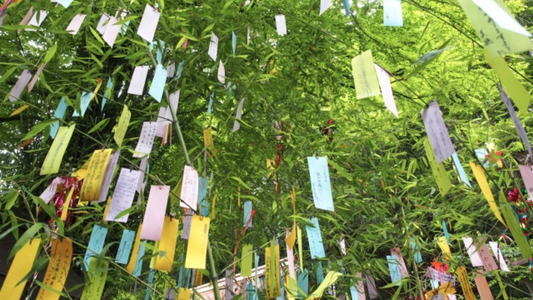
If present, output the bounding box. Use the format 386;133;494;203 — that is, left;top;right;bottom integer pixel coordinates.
96;13;110;34
472;0;531;36
106;168;141;223
103;16;122;48
320;0;332;15
133;122;158;158
208;32;219;61
180;165;199;210
218;60;225;83
127;66;149;95
233;98;245;132
374;64;398;117
66;14;86;35
27;63;46;93
40;177;66;204
9;69;32;102
463;237;484;267
26;10;47;31
98;150;120;203
137;4;160;43
488;242;509;272
275;15;287;35
420;100;455;164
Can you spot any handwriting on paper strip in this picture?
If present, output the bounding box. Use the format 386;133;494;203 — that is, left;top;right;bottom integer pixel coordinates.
105;168;141;223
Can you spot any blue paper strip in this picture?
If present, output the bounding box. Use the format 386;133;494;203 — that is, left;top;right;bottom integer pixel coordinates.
57;0;74;8
307;157;334;211
148;64;167;103
442;220;450;244
83;224;108;271
185;268;191;288
73;92;93;117
207;92;214;113
50;97;68;139
297;269;309;297
177;255;185;288
451;152;472;188
306;217;326;259
144;268;156;300
383;0;403;27
101;78;113;111
247;282;255;300
410;239;423;263
198;177;209;216
133;243;146;276
343;0;351;17
244;201;253;227
232;31;237;57
276;271;285;300
116;229;136;264
176;60;185;80
316;262;324;284
387;255;402;286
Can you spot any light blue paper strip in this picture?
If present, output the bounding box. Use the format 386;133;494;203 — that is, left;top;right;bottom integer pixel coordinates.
51;97;68;139
144;268;156;300
208;92;214;113
133;243;146;276
198;177;209;216
442;220;450;244
451;152;472;188
276;271;285;300
57;0;74;8
101;78;113;111
185;268;191;288
410;239;423;263
73;92;93;117
254;253;259;294
343;0;351;17
306;217;326;259
316;262;324;284
247;282;255;300
83;224;108;271
430;279;439;289
350;286;358;300
148;64;167;103
383;0;403;27
244;201;253;227
176;60;185;79
297;269;309;297
307;157;334;211
475;148;498;168
232;31;237;57
177;255;185;288
387;255;402;286
116;229;136;264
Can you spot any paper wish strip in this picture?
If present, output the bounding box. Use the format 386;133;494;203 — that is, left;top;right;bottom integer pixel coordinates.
40;124;76;175
374;64;398;117
233;98;245;132
9;69;32;102
0;238;40;300
180;165;199;210
127;66;149;95
275;15;287;35
352;50;381;99
36;238;72;300
72;91;94;117
28;63;46;93
103;16;122;48
306;217;326;259
105;168;141;223
383;0;403;26
265;243;281;299
319;0;332;15
154;216;179;272
116;229;136;264
98;150;120;202
18;7;33;34
469;162;505;224
458;0;532;57
519;165;533;199
66;14;86;35
184;215;210;269
26;10;47;31
421;100;455;163
208;32;218;61
140;185;170;241
499;85;533;160
137;4;160;43
424;138;451;196
148;64;167;102
114;105;131;147
96;13;110;34
80;258;108;300
83;224;108;271
57;0;74;8
133;122;157;158
50;97;67;139
500;191;532;261
218;60;225;83
80;149;112;202
462;237;484;267
307;156;334;211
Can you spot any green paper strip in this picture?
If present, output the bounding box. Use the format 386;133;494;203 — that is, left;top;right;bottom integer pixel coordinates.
241;244;253;277
424;138;452;196
500;190;532;261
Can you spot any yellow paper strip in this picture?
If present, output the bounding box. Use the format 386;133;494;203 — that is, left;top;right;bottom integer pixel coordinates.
306;272;342;300
484;49;530;112
80;149;112;202
177;288;191;300
425;283;456;299
297;226;303;271
36;238;73;300
203;127;216;157
267;159;275;179
103;196;112;221
458;0;533;58
456;266;476;300
126;223;143;274
193;271;203;286
469;162;505;225
265;244;281;299
351;50;381;99
154;217;180;272
184;216;210;269
72;158;91;181
424;138;452;196
437;236;452;260
0;238;41;300
80;257;109;300
212;194;217;220
114;105;131;147
40;124;76;175
60;188;74;221
285;187;297;249
10;105;29;117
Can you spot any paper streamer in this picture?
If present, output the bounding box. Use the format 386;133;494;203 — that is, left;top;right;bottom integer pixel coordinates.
140;185;170;241
306;217;326;259
184;215;210;269
470;162;505;224
116;229;136;264
424;138;452;196
0;238;40;300
126;224;143;274
80;258;108;300
40;125;76;175
83;224;108;271
352;50;381;99
80;149;112;202
241;244;254;277
154;216;179;272
307;157;334;211
36;238;73;300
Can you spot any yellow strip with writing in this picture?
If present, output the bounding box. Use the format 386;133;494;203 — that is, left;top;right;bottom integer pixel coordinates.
41;124;76;175
0;238;41;300
154;217;180;272
36;238;73;300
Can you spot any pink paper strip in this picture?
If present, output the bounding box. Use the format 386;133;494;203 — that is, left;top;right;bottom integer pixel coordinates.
140;185;170;241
